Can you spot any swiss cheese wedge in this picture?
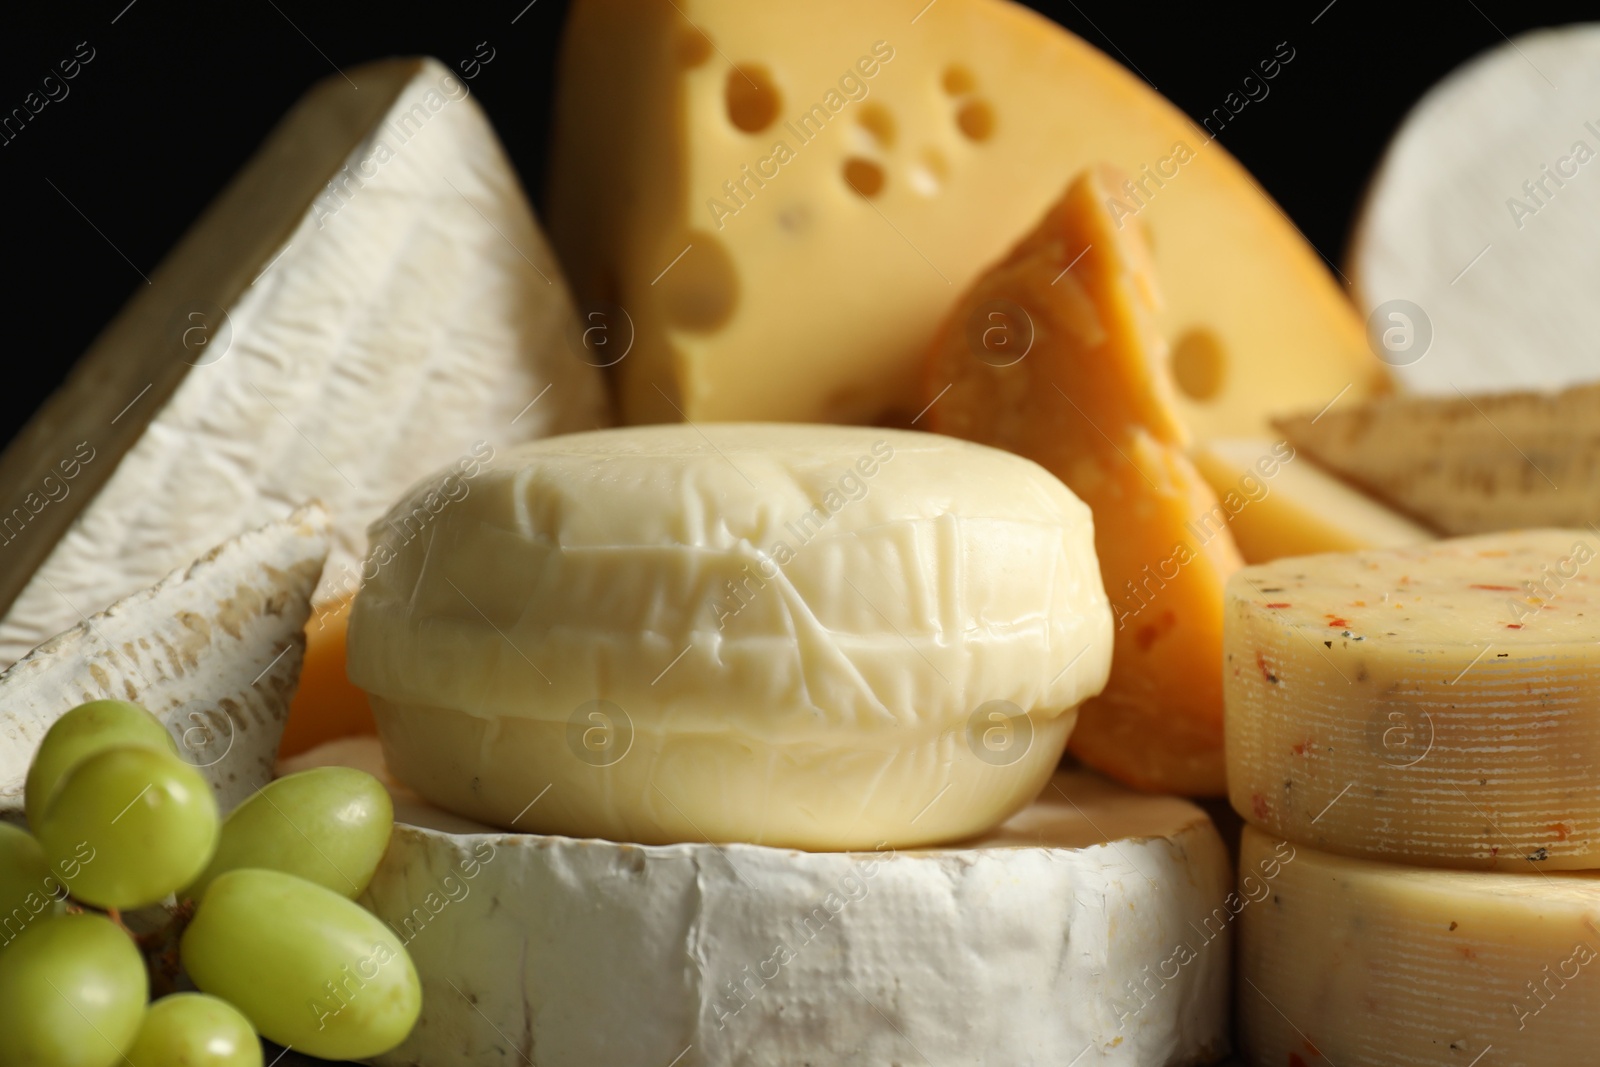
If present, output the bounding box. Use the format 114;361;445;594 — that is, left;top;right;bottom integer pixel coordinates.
548;0;1382;430
926;167;1239;795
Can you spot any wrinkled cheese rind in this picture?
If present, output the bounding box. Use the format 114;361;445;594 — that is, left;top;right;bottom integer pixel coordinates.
1226;530;1600;869
0;57;608;667
0;506;329;820
549;0;1379;434
287;738;1232;1067
1237;826;1600;1066
349;424;1113;848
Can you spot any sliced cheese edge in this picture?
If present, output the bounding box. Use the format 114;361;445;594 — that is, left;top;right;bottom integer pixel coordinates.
0;505;329;820
0;56;610;668
1190;437;1432;562
286;736;1234;1067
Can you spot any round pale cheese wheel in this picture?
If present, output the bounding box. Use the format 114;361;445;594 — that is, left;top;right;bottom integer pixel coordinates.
284;737;1231;1067
1237;826;1600;1065
347;424;1112;849
1225;530;1600;869
1351;25;1600;394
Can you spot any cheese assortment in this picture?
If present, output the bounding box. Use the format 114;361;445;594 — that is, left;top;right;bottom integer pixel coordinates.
8;2;1600;1065
548;0;1382;431
0;56;609;669
1225;531;1600;870
347;424;1114;849
1235;826;1600;1063
289;736;1234;1067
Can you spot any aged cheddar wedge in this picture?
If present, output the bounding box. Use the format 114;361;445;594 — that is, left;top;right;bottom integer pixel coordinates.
0;57;609;667
1237;827;1600;1066
1190;437;1431;562
284;736;1233;1067
0;507;328;821
1352;25;1600;395
349;425;1113;850
926;168;1238;795
1275;382;1600;535
548;0;1381;429
277;596;376;759
1227;530;1600;870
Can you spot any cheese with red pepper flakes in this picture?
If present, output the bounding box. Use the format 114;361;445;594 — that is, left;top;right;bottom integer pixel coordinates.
1225;529;1600;869
1237;826;1600;1066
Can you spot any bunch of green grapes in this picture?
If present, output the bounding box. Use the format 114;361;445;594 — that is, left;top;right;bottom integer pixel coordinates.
0;700;420;1067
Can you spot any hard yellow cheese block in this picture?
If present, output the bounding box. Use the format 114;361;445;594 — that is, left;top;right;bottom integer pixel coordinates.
1191;437;1432;562
1237;827;1600;1066
926;167;1240;795
548;0;1381;430
1226;530;1600;869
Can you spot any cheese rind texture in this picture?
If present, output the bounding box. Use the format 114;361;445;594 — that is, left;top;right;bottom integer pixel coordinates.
1237;826;1600;1066
0;57;608;667
0;506;328;820
1274;383;1600;536
1352;25;1600;395
1190;438;1432;562
348;424;1113;848
1226;530;1600;869
926;168;1239;795
289;738;1233;1067
548;0;1380;432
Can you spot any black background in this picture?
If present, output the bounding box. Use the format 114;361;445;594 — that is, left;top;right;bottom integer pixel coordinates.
2;1;1595;451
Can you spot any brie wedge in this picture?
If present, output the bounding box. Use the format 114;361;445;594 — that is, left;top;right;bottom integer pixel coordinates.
0;56;609;668
285;736;1234;1067
0;506;329;821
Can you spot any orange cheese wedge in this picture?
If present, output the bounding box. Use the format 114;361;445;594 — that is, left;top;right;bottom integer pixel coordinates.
925;166;1240;794
277;597;376;759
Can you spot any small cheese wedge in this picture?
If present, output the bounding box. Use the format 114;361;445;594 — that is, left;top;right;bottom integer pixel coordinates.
277;596;376;760
1351;25;1600;394
926;167;1239;795
284;736;1233;1067
0;506;329;820
1226;530;1600;870
349;424;1113;849
1190;437;1431;562
1274;382;1600;535
1237;826;1600;1066
548;0;1381;429
0;57;609;668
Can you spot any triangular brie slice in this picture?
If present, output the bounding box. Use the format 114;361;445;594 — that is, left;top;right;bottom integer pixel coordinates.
0;56;610;667
0;505;329;820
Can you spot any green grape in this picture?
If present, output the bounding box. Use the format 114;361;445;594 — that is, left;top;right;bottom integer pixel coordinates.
127;993;262;1067
25;700;178;827
0;912;147;1067
187;767;394;903
0;823;64;953
181;869;420;1060
36;746;219;910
